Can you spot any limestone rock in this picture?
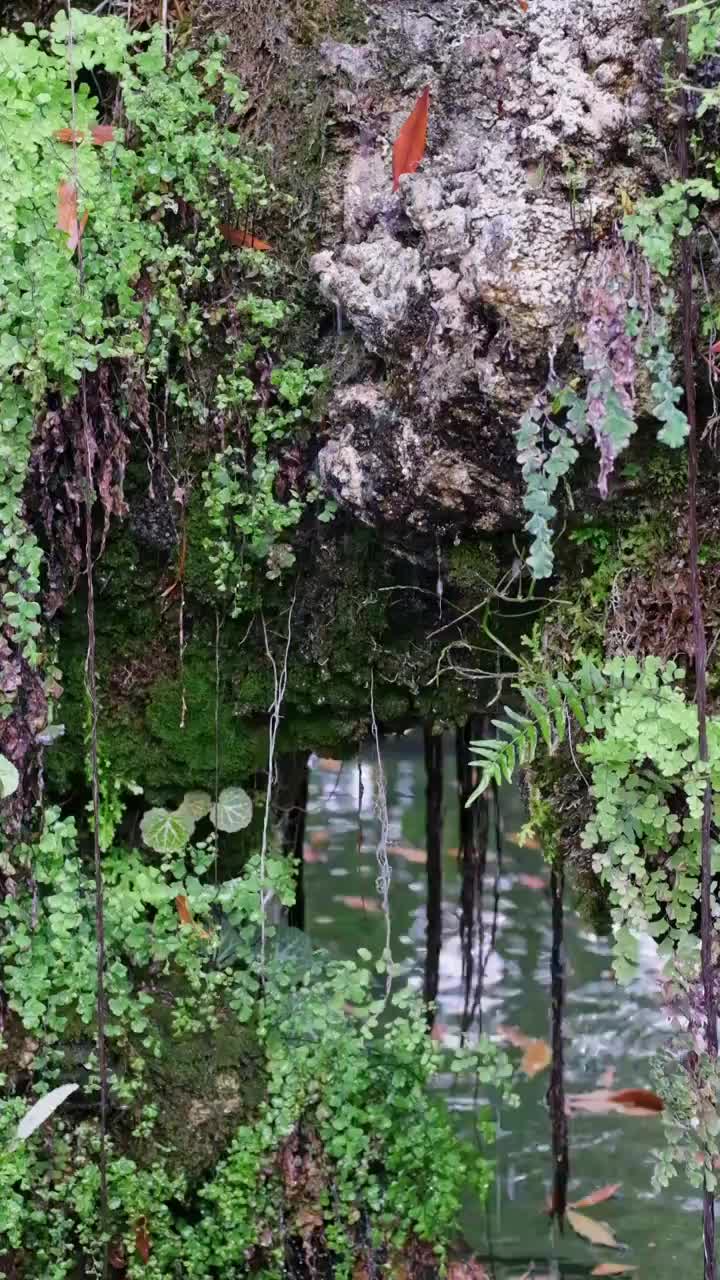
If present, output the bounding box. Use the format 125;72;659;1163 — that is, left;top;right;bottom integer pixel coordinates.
311;0;662;531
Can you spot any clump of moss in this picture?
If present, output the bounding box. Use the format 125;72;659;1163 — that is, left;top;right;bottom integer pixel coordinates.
446;539;500;593
134;1016;265;1181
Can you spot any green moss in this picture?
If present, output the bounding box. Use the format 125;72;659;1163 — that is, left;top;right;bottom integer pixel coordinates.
445;539;500;593
134;1016;265;1181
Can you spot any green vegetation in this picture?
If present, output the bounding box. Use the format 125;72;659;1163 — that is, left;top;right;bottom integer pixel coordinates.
0;807;512;1276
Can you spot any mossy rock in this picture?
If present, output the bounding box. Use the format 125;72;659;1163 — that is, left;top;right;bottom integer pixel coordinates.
132;1015;266;1181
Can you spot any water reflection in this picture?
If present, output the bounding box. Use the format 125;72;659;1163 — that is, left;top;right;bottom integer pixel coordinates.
303;731;699;1277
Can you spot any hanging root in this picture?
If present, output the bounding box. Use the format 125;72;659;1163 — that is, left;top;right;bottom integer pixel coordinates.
260;595;295;969
369;670;392;1000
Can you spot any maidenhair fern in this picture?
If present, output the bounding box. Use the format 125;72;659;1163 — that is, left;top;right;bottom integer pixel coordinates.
469;656;720;985
517;243;690;579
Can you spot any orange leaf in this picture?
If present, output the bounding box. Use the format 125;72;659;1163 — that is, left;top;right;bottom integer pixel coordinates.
392;86;430;191
175;894;194;926
54;125;117;145
135;1219;150;1264
518;0;529;10
566;1209;620;1249
609;1088;663;1112
334;895;382;913
570;1183;622;1210
219;224;273;252
521;1038;552;1078
567;1087;663;1116
91;124;116;144
591;1267;638;1276
56;181;88;252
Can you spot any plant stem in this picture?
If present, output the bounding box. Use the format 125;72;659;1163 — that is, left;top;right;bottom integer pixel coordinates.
678;17;717;1278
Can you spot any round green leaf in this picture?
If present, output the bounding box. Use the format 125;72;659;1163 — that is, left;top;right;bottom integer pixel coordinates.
178;790;212;821
0;754;19;799
210;786;253;833
140;807;195;854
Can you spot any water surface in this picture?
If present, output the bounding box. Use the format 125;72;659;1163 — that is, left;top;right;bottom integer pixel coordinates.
303;731;699;1278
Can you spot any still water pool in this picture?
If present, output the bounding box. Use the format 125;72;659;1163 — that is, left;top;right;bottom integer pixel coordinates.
302;730;699;1278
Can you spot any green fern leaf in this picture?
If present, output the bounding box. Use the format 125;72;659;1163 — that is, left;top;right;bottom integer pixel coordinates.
519;687;552;748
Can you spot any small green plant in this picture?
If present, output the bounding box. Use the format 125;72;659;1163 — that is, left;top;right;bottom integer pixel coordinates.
468;655;720;983
140;785;253;853
0;803;513;1276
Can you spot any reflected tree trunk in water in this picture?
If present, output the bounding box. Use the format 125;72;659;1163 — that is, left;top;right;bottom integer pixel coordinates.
548;856;569;1225
276;751;309;930
423;726;444;1027
456;716;490;1036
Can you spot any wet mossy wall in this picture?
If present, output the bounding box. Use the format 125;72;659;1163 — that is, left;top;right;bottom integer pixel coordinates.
48;513;517;808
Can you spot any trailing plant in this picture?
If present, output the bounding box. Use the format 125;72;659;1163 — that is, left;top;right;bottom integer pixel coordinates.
517;234;697;578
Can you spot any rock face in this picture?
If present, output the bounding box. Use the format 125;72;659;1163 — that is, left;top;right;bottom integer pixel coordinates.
311;0;661;533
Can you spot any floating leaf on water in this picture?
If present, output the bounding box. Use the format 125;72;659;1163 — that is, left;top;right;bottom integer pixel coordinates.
390;844;426;863
210;786;253;833
609;1088;663;1112
16;1083;79;1143
571;1183;622;1209
495;1025;551;1076
335;895;381;913
566;1209;620;1248
516;873;547;890
567;1087;663;1116
178;790;212;821
521;1038;552;1077
303;846;328;863
0;753;19;799
591;1266;638;1276
141;807;194;854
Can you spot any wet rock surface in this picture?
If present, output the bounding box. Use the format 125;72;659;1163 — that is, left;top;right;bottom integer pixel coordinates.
310;0;662;531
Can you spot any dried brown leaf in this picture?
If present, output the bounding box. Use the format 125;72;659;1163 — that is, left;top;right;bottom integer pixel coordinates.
591;1267;638;1276
566;1209;620;1249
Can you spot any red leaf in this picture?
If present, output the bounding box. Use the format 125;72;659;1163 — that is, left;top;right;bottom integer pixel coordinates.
518;0;529;10
54;125;116;145
608;1088;664;1112
135;1220;150;1264
570;1183;622;1210
392;86;430;191
56;181;88;252
175;894;194;926
219;224;273;252
91;124;116;144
